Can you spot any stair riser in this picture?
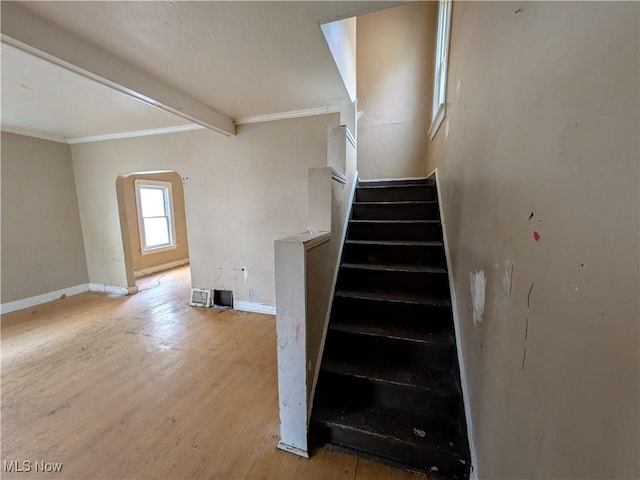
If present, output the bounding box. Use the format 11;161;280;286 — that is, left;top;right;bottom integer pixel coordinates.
359;179;435;187
331;297;453;328
348;222;441;241
312;423;468;478
337;269;450;295
325;331;455;371
343;244;446;266
331;318;451;345
356;187;436;202
352;203;439;221
316;372;460;418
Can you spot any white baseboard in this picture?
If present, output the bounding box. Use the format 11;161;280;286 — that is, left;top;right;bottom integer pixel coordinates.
434;168;479;478
89;283;138;295
0;280;140;315
134;258;190;278
0;283;90;314
233;300;276;315
276;439;309;458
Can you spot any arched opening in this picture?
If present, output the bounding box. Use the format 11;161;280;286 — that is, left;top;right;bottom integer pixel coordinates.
116;170;190;290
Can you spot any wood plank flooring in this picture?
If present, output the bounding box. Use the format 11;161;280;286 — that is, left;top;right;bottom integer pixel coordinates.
1;266;423;479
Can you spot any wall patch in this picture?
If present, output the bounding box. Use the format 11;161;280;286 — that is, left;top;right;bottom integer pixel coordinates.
469;270;486;325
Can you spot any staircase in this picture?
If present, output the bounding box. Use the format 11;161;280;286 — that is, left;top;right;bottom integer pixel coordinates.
310;177;471;479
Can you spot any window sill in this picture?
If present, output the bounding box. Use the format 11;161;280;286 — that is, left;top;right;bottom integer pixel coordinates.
428;103;446;140
141;244;177;255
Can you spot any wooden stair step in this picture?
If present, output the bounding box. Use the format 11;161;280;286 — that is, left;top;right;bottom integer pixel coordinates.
312;403;468;476
357;184;432;190
346;239;443;247
347;219;443;243
322;357;458;397
349;219;440;225
355;185;436;202
358;178;435;187
313;403;464;452
353;200;437;206
335;289;451;308
330;320;453;346
341;263;446;274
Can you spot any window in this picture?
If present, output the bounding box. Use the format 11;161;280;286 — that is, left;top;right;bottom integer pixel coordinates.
428;0;453;139
135;180;176;254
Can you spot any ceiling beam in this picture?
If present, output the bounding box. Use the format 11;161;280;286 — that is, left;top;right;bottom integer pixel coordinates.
1;2;236;137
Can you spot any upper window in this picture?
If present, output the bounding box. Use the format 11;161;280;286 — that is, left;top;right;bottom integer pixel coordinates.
429;0;453;139
135;180;176;254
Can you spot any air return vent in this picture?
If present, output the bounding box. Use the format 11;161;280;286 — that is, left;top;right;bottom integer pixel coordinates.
213;289;233;309
189;288;212;308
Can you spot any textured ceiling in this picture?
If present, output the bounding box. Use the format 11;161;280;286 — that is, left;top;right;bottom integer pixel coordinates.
1;43;193;141
1;1;401;141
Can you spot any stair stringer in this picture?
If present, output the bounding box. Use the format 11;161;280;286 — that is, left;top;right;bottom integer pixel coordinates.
307;170;359;423
432;167;478;480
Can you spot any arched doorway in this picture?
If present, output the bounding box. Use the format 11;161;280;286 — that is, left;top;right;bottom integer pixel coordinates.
116;170;190;289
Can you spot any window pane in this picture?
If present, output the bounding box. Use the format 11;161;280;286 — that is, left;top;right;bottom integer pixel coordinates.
144;217;170;247
140;187;166;218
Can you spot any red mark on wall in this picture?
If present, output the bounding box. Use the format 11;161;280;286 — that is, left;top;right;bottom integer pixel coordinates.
533;231;541;242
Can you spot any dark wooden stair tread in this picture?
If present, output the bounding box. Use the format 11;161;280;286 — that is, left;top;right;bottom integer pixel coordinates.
335;289;451;307
341;263;446;274
353;200;437;206
357;184;432;190
359;179;434;187
330;320;453;345
322;357;458;397
346;239;443;247
350;219;440;224
313;403;466;457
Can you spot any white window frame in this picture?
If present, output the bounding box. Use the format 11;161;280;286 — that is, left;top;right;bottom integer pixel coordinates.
134;179;177;255
428;0;453;140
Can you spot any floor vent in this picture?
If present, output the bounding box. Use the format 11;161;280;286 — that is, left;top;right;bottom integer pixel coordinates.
189;288;212;308
213;289;233;309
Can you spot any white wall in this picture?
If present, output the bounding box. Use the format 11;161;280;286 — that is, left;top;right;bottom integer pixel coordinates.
427;2;639;478
321;17;357;104
357;2;437;179
275;126;357;456
1;132;89;303
70;114;339;306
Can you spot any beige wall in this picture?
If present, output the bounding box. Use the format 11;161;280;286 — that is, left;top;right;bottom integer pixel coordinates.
70;114;338;304
1;132;88;303
427;2;639;478
306;130;358;404
116;171;189;277
357;2;437;179
321;17;357;103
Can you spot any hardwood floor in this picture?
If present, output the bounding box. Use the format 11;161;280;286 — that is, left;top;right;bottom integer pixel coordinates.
1;266;423;479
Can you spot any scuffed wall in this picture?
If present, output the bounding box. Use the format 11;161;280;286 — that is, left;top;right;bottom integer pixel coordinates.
306;132;357;406
428;2;639;478
1;132;89;303
70;114;339;306
357;2;437;179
